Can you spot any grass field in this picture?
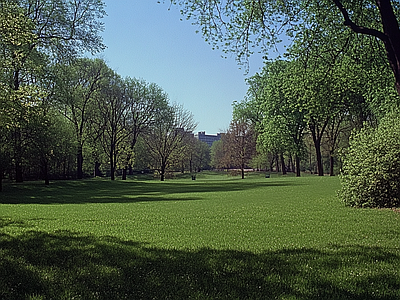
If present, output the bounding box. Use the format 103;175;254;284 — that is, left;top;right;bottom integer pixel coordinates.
0;172;399;299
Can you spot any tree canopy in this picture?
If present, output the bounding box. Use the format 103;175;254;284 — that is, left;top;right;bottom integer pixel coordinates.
171;0;400;95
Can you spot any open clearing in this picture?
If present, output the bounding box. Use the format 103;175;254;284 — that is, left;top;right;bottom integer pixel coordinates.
0;173;399;299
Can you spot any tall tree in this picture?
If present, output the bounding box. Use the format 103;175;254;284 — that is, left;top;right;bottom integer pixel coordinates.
144;103;197;181
1;0;105;182
121;78;170;179
238;60;307;177
97;73;131;181
0;91;12;191
222;120;256;179
54;58;112;179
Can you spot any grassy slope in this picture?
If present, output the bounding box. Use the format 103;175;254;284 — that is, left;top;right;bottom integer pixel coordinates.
0;173;399;299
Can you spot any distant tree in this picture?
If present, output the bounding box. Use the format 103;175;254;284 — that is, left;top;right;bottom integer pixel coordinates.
131;136;152;171
210;139;226;170
144;103;197;181
169;134;195;173
193;140;211;172
249;150;273;172
0;114;11;191
122;78;170;179
28;109;75;185
222;120;256;179
176;137;211;173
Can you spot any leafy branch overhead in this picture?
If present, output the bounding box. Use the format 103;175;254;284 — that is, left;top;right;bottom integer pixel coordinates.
170;0;400;95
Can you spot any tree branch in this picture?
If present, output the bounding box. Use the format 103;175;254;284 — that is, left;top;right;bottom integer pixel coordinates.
332;0;387;42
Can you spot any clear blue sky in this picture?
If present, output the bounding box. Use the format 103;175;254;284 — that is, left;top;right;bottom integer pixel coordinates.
98;0;266;134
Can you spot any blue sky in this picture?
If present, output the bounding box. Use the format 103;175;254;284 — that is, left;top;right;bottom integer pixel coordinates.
99;0;266;134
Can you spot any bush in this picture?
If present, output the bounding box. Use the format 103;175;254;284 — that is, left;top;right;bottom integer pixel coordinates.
338;111;400;208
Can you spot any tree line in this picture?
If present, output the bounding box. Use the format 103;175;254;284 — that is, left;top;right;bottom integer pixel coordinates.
0;0;212;190
171;0;400;207
2;0;400;207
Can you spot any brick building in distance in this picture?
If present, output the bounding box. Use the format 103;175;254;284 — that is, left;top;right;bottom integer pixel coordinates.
194;131;221;147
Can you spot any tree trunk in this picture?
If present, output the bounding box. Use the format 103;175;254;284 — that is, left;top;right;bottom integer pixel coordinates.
309;122;326;176
43;159;49;186
15;158;23;183
110;145;115;181
330;154;335;176
281;153;287;175
376;0;400;96
241;162;245;179
0;164;3;192
63;158;67;179
314;141;324;176
123;153;132;178
288;155;294;173
94;162;101;177
77;146;83;179
13;70;23;183
122;167;127;180
160;165;166;181
295;155;301;177
14;128;23;183
275;154;280;172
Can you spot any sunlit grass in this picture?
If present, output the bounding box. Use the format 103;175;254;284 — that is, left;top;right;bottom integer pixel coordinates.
0;173;399;299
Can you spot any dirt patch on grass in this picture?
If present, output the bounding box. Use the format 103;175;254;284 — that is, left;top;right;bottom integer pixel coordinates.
392;208;400;214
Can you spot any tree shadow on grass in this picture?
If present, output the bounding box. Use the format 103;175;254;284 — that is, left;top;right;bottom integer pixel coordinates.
0;178;303;205
0;229;399;300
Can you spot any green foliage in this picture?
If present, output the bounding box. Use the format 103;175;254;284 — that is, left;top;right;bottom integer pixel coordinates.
143;103;197;181
171;1;400;79
210;139;225;169
339;111;400;208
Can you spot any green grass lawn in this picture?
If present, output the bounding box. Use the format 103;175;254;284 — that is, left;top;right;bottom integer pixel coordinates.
0;173;399;299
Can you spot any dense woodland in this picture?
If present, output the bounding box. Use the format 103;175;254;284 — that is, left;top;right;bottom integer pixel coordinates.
1;0;400;207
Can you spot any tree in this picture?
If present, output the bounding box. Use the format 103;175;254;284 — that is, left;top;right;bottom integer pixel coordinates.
54;58;112;179
2;0;105;64
1;0;105;182
0;109;11;191
171;136;211;173
131;136;152;172
1;2;40;182
192;140;211;172
143;103;197;181
28;109;75;185
238;60;307;176
210;139;226;170
121;78;170;179
171;1;400;96
97;73;131;181
222;120;256;179
332;0;400;95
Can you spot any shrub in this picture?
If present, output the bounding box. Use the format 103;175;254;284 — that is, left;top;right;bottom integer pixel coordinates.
338;111;400;208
